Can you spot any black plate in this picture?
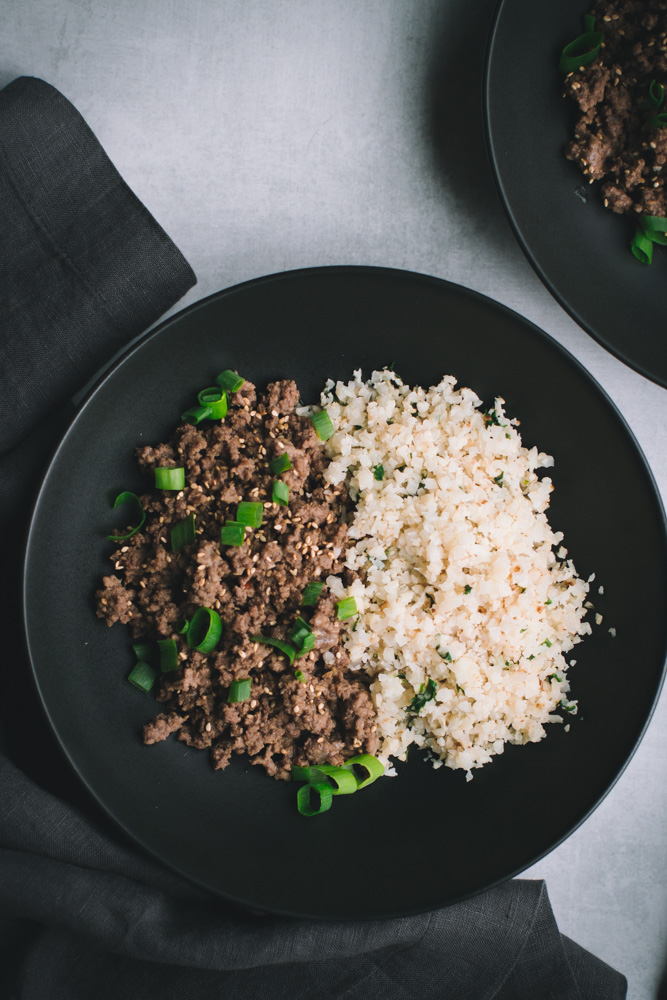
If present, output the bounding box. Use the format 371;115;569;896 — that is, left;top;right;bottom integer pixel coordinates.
24;266;667;919
485;0;667;388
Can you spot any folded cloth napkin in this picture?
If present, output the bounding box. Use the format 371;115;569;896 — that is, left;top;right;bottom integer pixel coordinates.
0;77;627;1000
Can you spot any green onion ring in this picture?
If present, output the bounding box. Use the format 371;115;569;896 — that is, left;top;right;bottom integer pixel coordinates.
128;661;158;692
336;596;358;620
157;638;179;672
197;386;228;419
171;513;196;552
175;617;190;635
343;753;385;789
558;28;603;75
309;409;335;441
297;781;333;816
272;480;289;506
646;112;667;128
236;501;263;528
228;678;252;703
154;467;185;490
631;226;654;264
181;404;213;425
220;521;246;546
215;369;245;393
132;641;154;663
301;581;325;606
106;491;146;541
187;607;223;653
250;635;296;664
641;215;667;244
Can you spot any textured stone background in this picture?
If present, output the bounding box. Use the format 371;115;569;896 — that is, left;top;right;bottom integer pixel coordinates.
3;1;666;996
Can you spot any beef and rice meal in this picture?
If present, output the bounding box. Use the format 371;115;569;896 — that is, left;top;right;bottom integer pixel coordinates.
97;367;593;808
562;0;667;258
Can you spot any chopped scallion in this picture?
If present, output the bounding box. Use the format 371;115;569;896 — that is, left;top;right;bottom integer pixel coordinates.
373;465;385;481
228;678;251;703
106;491;146;542
343;754;385;790
197;386;228;419
464;584;472;594
175;617;190;635
236;501;263;528
336;596;358;620
154;467;185;490
181;404;212;425
309;409;335;441
269;453;292;474
215;369;245;393
296;781;333;816
558;22;603;74
128;661;158;692
132;641;154;663
157;638;179;672
407;678;438;714
294;668;307;682
301;581;325;606
187;607;222;653
171;513;196;552
220;521;246;546
250;635;296;664
272;480;289;506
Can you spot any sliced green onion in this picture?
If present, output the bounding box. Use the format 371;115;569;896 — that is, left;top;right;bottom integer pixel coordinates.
297;781;333;816
236;501;263;528
175;617;190;635
128;661;158;692
310;409;335;441
373;464;385;481
228;678;252;703
301;581;325;606
288;616;312;645
559;25;603;75
171;513;196;552
187;606;222;652
132;641;154;663
220;521;246;546
294;633;315;656
157;638;179;673
640;215;667;245
631;228;652;264
336;596;358;620
215;369;245;393
106;491;146;541
272;480;289;506
181;404;212;425
197;386;228;419
407;678;438;714
644;79;665;111
343;753;385;789
250;635;296;664
269;452;292;474
155;467;185;490
291;763;357;795
294;668;307;682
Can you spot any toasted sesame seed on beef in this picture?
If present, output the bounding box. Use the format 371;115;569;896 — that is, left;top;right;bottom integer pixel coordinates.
96;379;376;780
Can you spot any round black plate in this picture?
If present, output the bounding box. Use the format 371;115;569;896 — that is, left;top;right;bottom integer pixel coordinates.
485;0;667;388
24;266;667;919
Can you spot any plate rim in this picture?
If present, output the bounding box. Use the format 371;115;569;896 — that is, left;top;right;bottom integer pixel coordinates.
22;263;667;917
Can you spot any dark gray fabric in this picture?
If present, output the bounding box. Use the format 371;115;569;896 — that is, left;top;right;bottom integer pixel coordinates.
0;76;196;455
0;76;627;1000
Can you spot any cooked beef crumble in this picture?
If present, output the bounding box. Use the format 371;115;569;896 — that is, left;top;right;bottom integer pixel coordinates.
96;379;378;779
564;0;667;216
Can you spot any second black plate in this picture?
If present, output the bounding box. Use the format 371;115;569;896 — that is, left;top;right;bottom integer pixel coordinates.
485;0;667;388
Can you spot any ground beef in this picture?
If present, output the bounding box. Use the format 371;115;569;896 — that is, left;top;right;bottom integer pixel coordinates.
96;379;378;780
564;0;667;216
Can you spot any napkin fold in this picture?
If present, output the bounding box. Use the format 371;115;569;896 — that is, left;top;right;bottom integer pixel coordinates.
0;77;627;1000
0;76;195;455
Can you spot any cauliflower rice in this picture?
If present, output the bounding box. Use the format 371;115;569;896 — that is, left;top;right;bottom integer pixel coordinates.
318;369;592;777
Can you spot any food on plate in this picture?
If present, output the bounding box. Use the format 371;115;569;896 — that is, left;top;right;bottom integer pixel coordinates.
561;0;667;262
97;366;592;795
319;369;590;776
97;375;380;783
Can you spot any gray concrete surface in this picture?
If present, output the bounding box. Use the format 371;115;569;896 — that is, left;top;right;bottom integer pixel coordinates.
2;0;666;995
